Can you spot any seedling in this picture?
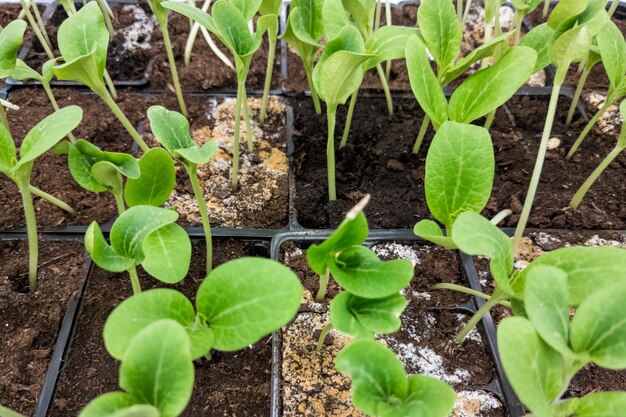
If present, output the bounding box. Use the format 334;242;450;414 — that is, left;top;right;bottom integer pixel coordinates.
511;0;543;44
85;205;191;294
336;339;456;417
80;319;194;417
163;0;277;192
184;0;234;71
19;0;54;59
258;0;282;123
0;106;82;291
569;100;626;208
147;106;217;273
53;2;149;152
565;45;602;127
0;20;27;130
102;257;302;360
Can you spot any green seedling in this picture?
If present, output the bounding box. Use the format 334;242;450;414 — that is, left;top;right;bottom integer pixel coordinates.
163;0;277;192
85;205;191;294
498;263;626;416
336;339;456;417
0;106;82;291
258;0;281;123
19;0;54;59
147;106;217;273
569;100;626;208
0;20;27;129
53;2;148;152
511;0;543;43
373;0;393;80
80;319;194;417
567;20;626;158
102;257;302;360
565;44;602;127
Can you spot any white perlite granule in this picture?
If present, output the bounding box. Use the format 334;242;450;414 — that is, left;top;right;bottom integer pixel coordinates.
454;390;503;417
583;235;626;249
118;6;156;51
372;243;421;265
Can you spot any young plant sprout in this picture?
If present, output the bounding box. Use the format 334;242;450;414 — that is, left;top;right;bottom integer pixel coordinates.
336;340;456;417
147;106;218;273
281;0;325;114
79;319;195;417
0;20;27;130
163;0;278;191
257;0;281;123
569;100;626;208
53;2;149;152
567;20;626;158
565;46;602;128
19;0;54;59
85;205;191;294
511;0;543;44
102;257;302;361
0;106;82;291
498;263;626;416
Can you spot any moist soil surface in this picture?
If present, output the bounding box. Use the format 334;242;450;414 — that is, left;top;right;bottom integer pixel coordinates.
0;239;86;415
279;241;506;417
50;239;273;417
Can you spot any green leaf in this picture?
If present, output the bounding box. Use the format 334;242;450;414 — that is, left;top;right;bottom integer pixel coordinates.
91;161;124;194
104;289;213;361
259;0;282;16
342;0;376;38
329;246;414;298
0;123;16;173
452;212;514;296
147;0;169;25
53;50;107;93
547;0;587;32
524;265;573;357
570;284;626;369
175;142;217;165
11;59;43;83
331;292;407;337
162;1;218;34
307;211;368;275
554;392;626;417
0;20;27;78
551;26;591;83
79;392;140;417
597;21;626;90
449;47;537;124
424;122;494;230
519;23;558;73
124;148;175;207
417;0;462;72
405;36;448;129
141;223;191;284
498;317;565;417
413;220;456;249
322;0;352;41
85;222;135;273
109;405;160;417
213;1;259;57
364;26;420;71
381;375;456;417
120;320;194;417
289;0;325;45
230;0;263;20
511;0;542;12
196;258;303;351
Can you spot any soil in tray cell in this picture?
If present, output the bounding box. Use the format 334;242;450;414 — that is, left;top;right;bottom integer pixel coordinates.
0;239;86;415
280;241;505;417
483;94;626;230
0;4;47;28
50;239;273;417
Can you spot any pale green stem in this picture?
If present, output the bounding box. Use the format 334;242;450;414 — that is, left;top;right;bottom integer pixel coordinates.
100;89;149;152
260;25;277;123
543;0;550;17
481;20;493;69
327;110;337;201
18;177;39;291
609;0;620;17
432;283;512;307
376;64;393;116
113;191;125;215
97;0;115;36
231;80;244;192
513;13;524;45
103;70;118;100
316;270;330;301
566;100;612;159
462;0;472;26
162;23;188;117
43;83;75;142
0;105;10;133
412;115;431;154
20;0;54;59
490;209;512;225
570;144;624;209
566;65;592;127
184;0;211;65
385;1;392;80
374;0;382;31
457;0;464;21
31;1;51;48
241;88;253;153
512;83;561;250
484;110;496;130
340;90;359;148
128;265;142;295
305;63;322;114
316;322;334;352
187;165;213;273
456;287;508;342
30;185;74;213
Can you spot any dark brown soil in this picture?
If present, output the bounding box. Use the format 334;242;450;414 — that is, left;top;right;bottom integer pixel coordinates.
0;239;86;415
0;4;47;28
50;239;273;417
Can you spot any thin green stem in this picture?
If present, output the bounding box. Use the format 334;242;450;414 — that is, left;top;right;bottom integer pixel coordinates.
376;64;393;116
457;0;464;21
260;29;277;124
608;0;620;17
566;66;592;127
570;145;624;209
385;1;392;80
97;0;115;36
340;90;359;148
490;209;512;226
456;287;508;342
513;13;524;45
162;24;188;117
327;110;337;201
100;90;149;152
231;80;244;192
305;63;322;114
484;110;496;130
20;0;54;59
31;0;52;48
316;270;330;301
567;101;612;159
241;88;253;152
30;185;74;213
43;83;75;142
316;322;334;352
412;115;431;154
512;83;561;250
374;0;381;31
432;283;511;307
18;177;38;291
128;265;142;295
113;190;125;215
103;70;118;100
187;165;213;273
542;0;550;17
462;0;472;26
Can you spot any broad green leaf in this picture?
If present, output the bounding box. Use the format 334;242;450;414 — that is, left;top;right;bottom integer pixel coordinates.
148;106;196;151
331;292;407;337
519;23;558;74
109;205;179;261
11;59;43;82
570;284;626;369
424;122;494;230
290;0;325;45
0;123;16;173
511;0;542;12
597;21;626;90
417;0;462;72
524;265;573;357
322;0;352;41
551;26;591;83
91;161;123;194
254;14;278;48
307;211;368;275
85;222;135;273
231;0;263;20
162;1;218;33
17;106;83;168
53;51;107;94
449;47;537;124
554;392;626;417
109;405;160;417
175;142;217;165
104;289;213;361
280;10;317;68
342;0;376;38
364;26;419;70
141;224;191;284
405;36;448;129
452;212;514;295
0;20;27;78
547;0;587;32
124;148;175;207
213;1;257;57
79;392;140;417
577;0;611;37
521;246;626;305
413;220;456;249
120;320;194;417
498;317;565;417
379;375;456;417
196;258;303;351
147;0;169;25
259;0;282;16
329;246;414;298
